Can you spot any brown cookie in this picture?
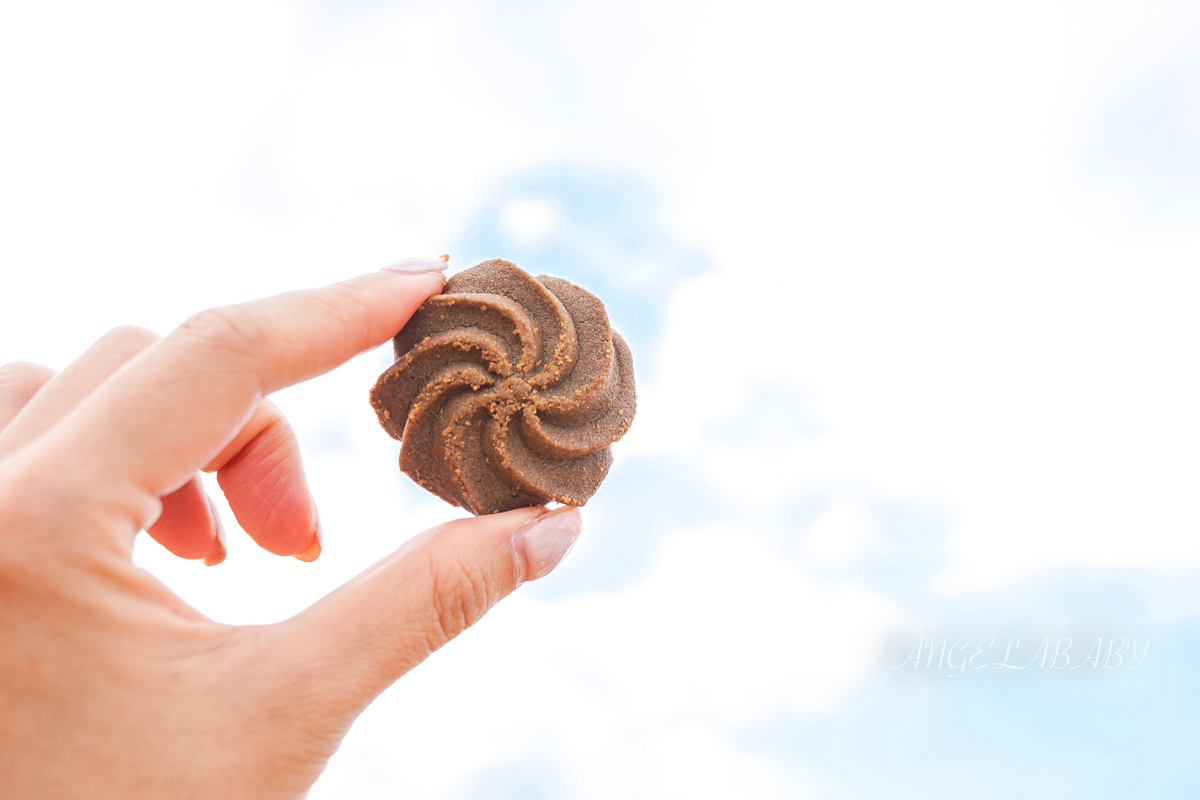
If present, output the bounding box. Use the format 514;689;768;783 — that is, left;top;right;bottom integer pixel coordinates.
370;259;636;515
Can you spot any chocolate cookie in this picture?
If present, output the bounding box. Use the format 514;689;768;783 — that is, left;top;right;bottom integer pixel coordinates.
370;259;636;515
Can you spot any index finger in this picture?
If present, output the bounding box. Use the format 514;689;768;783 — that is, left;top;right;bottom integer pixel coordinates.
34;270;443;529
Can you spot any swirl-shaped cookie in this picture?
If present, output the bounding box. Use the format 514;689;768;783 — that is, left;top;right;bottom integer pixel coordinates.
370;259;636;515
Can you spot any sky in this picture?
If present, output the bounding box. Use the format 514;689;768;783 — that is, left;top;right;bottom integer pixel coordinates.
2;1;1200;797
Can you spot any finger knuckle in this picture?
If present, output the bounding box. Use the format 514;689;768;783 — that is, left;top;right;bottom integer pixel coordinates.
178;306;262;362
98;324;160;352
253;398;288;430
0;361;53;395
426;549;493;647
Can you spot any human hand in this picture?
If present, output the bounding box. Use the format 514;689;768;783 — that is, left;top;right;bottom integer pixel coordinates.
0;269;583;799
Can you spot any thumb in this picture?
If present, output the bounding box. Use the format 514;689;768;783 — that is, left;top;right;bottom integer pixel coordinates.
264;505;582;717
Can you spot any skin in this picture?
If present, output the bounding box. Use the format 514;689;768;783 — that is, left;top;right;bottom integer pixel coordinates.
0;271;579;798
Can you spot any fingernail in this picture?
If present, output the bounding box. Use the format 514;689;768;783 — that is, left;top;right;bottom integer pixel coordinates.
203;496;227;567
294;505;322;563
380;254;449;274
513;506;582;581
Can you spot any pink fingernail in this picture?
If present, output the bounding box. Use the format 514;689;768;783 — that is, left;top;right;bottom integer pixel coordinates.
203;495;227;567
294;504;323;563
380;254;449;274
294;535;321;563
513;506;582;581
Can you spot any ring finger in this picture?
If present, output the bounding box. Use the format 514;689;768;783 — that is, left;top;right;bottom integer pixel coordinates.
0;361;57;435
0;326;161;460
0;326;227;561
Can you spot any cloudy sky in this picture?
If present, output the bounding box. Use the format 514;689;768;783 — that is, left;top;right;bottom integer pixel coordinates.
3;1;1200;797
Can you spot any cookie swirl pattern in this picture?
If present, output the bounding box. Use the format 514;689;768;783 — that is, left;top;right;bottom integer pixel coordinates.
371;259;636;515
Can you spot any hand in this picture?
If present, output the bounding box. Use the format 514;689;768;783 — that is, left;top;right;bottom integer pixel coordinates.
0;270;583;799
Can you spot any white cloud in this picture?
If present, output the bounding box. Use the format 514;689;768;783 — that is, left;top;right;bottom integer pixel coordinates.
501;195;563;248
802;497;871;570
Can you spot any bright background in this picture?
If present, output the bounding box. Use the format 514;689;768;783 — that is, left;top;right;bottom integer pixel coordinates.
3;1;1200;796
